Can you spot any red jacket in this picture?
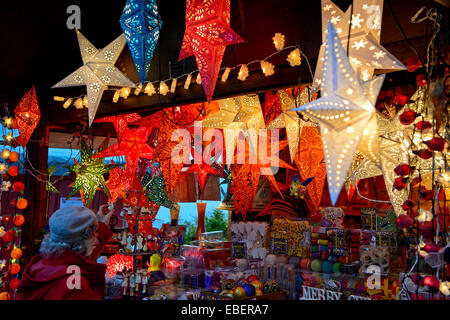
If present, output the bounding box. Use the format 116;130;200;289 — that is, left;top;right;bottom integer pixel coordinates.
17;222;112;300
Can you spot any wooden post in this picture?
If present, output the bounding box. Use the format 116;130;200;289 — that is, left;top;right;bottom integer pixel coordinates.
21;123;49;267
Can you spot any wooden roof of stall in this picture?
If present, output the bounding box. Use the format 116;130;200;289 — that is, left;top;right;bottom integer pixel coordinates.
0;0;446;133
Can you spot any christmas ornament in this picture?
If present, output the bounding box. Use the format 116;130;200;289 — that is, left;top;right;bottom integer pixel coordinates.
312;0;406;90
141;172;175;209
14;86;41;147
261;91;282;127
106;165;129;203
120;0;162;84
94;113;142;144
52;30;136;126
46;164;60;194
179;0;244;101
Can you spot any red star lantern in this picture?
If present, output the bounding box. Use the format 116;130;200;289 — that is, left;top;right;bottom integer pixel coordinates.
93;126;154;184
186;148;222;193
94;113;142;144
14;86;41;147
262;91;282;126
179;0;244;101
130;110;163;129
106;165;129;203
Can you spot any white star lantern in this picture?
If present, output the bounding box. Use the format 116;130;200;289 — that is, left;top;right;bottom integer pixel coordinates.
312;0;406;91
53;30;136;126
291;22;385;205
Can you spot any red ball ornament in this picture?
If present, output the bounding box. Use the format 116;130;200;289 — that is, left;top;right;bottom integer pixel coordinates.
396;214;413;229
9;278;20;290
415;121;432;132
7;166;18;177
1;230;13;243
12;181;24;193
394;164;412;176
393;177;408;190
414;149;433;160
393;95;410;107
10;200;16;207
424;137;446;152
423;276;440;289
2;216;11;224
416;74;428;87
9;263;20;275
402;200;414;211
16;198;28;210
246;275;259;283
8;151;19;163
399;109;418;125
13;215;25;226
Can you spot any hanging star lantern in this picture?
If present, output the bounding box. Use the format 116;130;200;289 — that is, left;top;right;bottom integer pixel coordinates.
52;30;136;126
262;91;283;126
185;148;222;193
67;138;117;208
291;22;385;205
312;0;406;91
106;165;129;203
179;0;244;101
267;88;312;162
141;172;175;209
46;164;60;194
94;113;142;144
120;0;162;84
130;110;163;129
14;86;41;147
93;126;155;185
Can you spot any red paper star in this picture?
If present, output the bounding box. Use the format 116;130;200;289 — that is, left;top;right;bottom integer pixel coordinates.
185;148;222;193
14;86;41;147
262;91;282;126
106;165;129;203
93;126;154;183
130;110;163;128
94;113;142;144
179;0;244;101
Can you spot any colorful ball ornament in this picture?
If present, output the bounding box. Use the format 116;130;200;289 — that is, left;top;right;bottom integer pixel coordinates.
16;198;28;210
250;280;263;291
232;286;247;299
221;279;238;291
255;288;263;296
11;248;23;260
333;262;342;273
219;290;233;299
2;216;11;224
311;259;322;273
246;275;258;283
263;280;281;294
242;283;256;297
9;278;20;290
8;151;19;163
1;230;13;243
300;258;311;270
7;166;19;177
13;214;25;226
10;263;20;275
322;261;333;273
12;181;24;193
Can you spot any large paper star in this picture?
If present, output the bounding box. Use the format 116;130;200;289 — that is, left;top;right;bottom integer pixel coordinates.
106;165;129;203
120;0;162;84
94;113;142;144
14;86;41;147
267;88;311;162
179;0;244;101
52;30;136;126
67;138;117;208
185;148;222;193
291;22;385;205
93;126;155;184
312;0;406;91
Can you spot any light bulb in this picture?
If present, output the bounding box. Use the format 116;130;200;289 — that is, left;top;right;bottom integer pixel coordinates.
272;33;285;51
287;48;302;66
237;64;249;81
159;82;169;96
184;74;192;90
63;98;73;109
2;149;11;159
144;83;156;96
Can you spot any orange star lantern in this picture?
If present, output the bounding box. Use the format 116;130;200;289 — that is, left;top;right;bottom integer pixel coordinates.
185;149;222;193
179;0;244;101
14;86;41;147
94;113;142;144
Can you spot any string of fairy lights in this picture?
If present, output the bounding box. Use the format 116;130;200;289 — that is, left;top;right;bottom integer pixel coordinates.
53;33;305;108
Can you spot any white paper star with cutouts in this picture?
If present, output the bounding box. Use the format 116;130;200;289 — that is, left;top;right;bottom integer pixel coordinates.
52;30;136;126
291;22;385;205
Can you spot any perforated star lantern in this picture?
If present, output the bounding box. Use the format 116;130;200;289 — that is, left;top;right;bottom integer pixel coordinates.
185;149;222;193
141;172;176;209
67;138;117;208
312;0;406;91
291;22;385;205
53;30;136;126
14;86;41;147
93;126;155;184
267;88;311;162
106;165;129;203
120;0;162;84
94;113;142;144
179;0;244;101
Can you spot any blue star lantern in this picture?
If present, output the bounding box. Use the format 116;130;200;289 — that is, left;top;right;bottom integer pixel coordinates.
120;0;162;85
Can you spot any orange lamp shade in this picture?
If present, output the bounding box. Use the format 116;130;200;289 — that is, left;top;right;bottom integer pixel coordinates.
7;166;19;177
12;181;24;193
9;278;21;290
10;248;23;260
10;263;20;275
8;151;19;163
16;198;28;210
13;214;25;226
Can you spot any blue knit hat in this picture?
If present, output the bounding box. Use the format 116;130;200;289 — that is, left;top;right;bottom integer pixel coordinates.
49;206;98;243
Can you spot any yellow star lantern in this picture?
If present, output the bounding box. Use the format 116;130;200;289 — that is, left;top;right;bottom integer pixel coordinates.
291;22;385;205
52;30;136;126
312;0;406;91
267;88;311;162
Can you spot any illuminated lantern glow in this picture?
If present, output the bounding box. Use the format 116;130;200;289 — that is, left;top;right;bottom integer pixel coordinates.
287;48;302;67
16;198;28;210
10;248;23;260
237;64;249;81
106;254;133;278
9;278;20;290
7;165;19;177
260;61;275;76
12;182;24;193
423;276;440;289
178;0;244;101
120;0;162;85
13;215;25;226
1;149;11;159
10;263;20;275
416;209;433;223
440;281;450;296
0;292;10;300
8;151;19;163
14;86;41;147
0;164;7;174
272;33;285;51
